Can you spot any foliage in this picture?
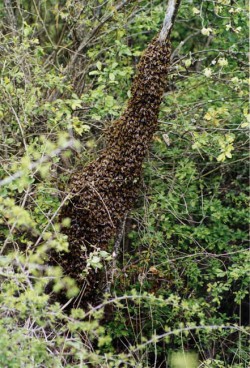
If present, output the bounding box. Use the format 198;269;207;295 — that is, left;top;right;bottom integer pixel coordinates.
0;0;249;367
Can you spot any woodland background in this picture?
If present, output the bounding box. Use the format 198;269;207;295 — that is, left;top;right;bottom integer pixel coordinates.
0;0;249;367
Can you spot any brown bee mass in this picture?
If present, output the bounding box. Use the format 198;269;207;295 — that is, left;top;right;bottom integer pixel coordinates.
56;36;171;304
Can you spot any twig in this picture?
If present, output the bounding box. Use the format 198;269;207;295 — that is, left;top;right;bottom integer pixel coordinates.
0;139;77;187
67;0;130;71
4;0;17;34
11;106;29;153
130;325;248;354
34;193;71;248
88;182;116;228
31;0;55;47
113;214;127;260
105;213;127;293
1;186;32;254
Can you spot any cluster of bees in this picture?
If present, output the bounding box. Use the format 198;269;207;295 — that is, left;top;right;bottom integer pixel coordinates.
56;36;172;304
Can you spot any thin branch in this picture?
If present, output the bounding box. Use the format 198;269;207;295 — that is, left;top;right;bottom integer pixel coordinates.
67;0;130;71
4;0;17;34
34;193;71;248
105;213;127;293
130;325;248;353
0;139;77;187
31;0;55;47
88;182;116;228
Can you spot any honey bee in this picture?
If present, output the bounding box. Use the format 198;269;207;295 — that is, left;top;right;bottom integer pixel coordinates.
54;36;172;305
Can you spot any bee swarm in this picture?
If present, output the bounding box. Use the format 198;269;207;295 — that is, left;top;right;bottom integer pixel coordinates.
56;36;171;304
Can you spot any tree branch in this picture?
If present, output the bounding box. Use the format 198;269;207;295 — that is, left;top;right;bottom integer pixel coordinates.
67;0;130;71
0;139;77;187
4;0;17;34
159;0;182;42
